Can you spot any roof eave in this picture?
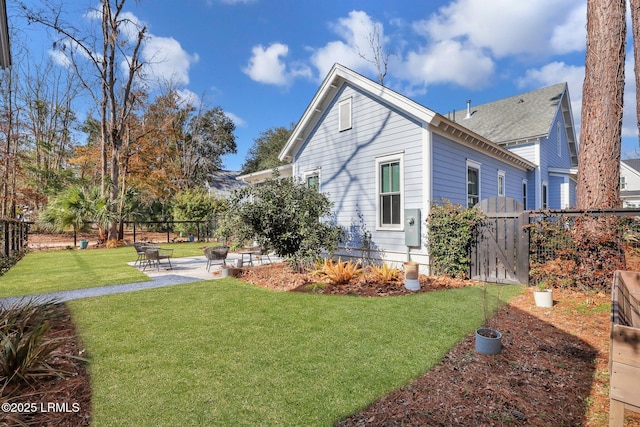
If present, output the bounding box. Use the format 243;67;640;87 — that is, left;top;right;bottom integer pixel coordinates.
279;64;437;162
434;114;536;171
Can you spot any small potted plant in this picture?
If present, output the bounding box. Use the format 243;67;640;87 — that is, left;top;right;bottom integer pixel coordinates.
475;284;502;355
533;281;554;308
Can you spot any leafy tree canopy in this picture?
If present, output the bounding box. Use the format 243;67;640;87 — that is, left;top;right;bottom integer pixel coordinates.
240;125;293;174
220;172;344;268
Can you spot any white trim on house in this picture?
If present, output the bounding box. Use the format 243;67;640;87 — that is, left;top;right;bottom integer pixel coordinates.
303;168;321;191
497;169;506;197
338;97;352;131
422;125;432;219
279;64;437;162
466;159;481;208
375;152;405;231
236;164;293;184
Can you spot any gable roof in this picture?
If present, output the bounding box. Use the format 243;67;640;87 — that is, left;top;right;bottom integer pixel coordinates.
279;63;535;171
451;83;578;166
622;158;640;173
207;170;246;195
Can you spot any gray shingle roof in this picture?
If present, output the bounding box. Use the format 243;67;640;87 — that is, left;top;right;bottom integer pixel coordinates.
450;83;568;144
622;159;640;173
207;170;245;195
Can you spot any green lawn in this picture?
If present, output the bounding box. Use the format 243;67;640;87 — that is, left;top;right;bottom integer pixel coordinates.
0;243;209;297
1;247;522;426
69;280;521;426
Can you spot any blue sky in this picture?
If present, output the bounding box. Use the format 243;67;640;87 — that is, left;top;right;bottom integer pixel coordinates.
12;0;640;170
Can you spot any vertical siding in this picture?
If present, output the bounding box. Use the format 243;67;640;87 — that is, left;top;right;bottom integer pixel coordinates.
431;133;529;207
294;83;424;253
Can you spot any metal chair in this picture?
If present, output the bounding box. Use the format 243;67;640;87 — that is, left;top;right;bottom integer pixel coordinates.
143;247;173;271
133;242;158;266
204;246;229;271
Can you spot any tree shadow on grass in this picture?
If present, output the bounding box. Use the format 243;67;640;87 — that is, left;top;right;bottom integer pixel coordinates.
337;301;600;426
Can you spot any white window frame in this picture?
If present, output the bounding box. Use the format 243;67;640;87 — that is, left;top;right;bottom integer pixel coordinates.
304;168;321;191
542;181;548;209
466;159;481;208
522;179;528;209
621;175;628;190
338;97;352;132
376;153;404;230
497;170;506;197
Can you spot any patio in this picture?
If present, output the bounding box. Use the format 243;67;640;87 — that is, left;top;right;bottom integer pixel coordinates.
131;251;281;283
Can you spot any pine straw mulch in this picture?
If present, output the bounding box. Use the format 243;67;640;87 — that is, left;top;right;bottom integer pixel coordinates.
4;262;640;426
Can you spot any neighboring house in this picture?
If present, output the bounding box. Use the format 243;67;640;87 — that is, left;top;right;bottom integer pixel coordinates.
236;164;293;185
620;159;640;207
450;82;578;210
206;170;247;197
275;64;578;270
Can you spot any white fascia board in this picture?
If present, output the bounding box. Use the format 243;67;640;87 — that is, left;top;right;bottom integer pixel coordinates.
279;64;438;162
236;164;293;184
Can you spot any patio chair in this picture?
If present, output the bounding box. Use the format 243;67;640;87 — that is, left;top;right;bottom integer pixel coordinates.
257;247;273;265
143;247;173;271
204;246;229;271
133;242;158;266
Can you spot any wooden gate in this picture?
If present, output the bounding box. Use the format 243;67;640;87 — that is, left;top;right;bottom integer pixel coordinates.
470;197;529;285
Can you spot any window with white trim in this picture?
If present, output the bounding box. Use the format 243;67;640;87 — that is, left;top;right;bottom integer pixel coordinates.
338;98;352;132
467;160;481;208
305;169;320;191
522;179;528;209
376;154;403;228
542;182;548;209
497;170;505;197
621;176;628;190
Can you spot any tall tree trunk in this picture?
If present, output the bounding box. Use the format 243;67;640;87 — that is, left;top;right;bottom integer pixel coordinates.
631;0;640;147
576;0;626;209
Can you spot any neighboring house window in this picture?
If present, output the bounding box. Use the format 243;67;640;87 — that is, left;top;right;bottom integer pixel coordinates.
557;122;562;157
338;98;352;132
621;176;627;190
467;160;481;208
305;169;320;190
376;154;403;228
522;179;528;209
497;170;505;197
542;182;548;209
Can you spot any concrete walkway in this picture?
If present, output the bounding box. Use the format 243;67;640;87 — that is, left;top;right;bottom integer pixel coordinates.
0;252;278;308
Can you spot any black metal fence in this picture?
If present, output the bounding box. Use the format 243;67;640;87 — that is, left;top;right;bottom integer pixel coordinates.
1;218;29;274
528;208;640;290
124;219;219;243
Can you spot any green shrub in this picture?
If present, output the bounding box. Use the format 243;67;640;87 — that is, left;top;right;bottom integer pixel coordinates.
221;171;345;270
426;200;485;279
0;300;72;384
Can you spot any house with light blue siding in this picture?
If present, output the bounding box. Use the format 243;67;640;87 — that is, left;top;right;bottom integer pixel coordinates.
277;64;578;271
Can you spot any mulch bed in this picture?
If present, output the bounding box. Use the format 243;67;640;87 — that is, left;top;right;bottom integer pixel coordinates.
3;261;640;426
1;306;91;427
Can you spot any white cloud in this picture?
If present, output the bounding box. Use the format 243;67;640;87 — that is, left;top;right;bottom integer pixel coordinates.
310;11;384;80
142;35;199;87
243;43;312;86
550;3;587;54
225;111;247;127
399;40;494;90
175;88;200;107
243;43;290;85
420;0;583;58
